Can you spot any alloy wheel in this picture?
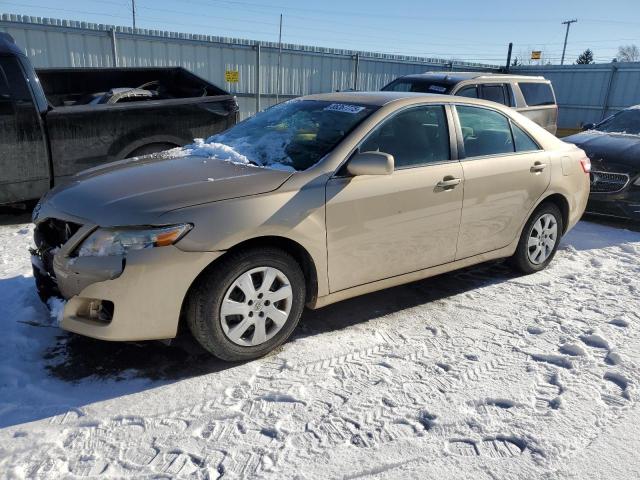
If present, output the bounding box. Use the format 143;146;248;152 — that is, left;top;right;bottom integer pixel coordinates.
527;213;558;265
220;266;293;346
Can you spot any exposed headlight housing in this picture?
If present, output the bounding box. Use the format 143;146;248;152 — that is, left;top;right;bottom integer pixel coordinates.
77;224;192;257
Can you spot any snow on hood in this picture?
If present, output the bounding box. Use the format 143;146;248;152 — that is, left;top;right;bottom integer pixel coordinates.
582;129;640;138
172;138;297;173
172;139;252;165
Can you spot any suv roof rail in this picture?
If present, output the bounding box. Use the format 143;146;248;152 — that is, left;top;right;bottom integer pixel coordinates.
418;71;548;81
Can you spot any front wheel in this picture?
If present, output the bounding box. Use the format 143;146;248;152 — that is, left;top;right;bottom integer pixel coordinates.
510;203;563;274
186;247;306;361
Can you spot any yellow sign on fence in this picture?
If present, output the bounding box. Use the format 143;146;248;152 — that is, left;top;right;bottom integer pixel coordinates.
531;51;542;60
225;70;239;83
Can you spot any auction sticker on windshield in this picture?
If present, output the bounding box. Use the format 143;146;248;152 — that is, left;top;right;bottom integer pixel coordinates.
323;103;366;114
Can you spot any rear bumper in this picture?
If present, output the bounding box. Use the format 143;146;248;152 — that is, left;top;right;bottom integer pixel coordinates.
34;246;222;341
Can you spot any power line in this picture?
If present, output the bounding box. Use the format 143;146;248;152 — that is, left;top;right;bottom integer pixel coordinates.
2;1;632;64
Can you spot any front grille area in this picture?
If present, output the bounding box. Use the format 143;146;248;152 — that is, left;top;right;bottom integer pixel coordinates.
33;219;82;276
590;171;630;193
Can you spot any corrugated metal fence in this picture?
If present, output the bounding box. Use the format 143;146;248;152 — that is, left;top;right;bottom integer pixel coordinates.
2;14;639;127
512;63;640;128
0;14;496;120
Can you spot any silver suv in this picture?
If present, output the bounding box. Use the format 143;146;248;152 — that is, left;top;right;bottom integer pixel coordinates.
382;72;558;135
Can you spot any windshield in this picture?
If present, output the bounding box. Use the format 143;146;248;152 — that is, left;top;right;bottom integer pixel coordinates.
595;108;640;135
382;79;452;94
187;99;377;171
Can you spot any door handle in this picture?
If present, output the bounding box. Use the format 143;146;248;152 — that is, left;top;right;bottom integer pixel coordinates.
530;161;547;173
436;176;461;189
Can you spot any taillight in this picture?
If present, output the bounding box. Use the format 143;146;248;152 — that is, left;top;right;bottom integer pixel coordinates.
579;157;591;173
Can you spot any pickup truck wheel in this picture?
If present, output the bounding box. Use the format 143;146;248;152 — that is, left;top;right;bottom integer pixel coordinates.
186;247;306;361
510;203;563;274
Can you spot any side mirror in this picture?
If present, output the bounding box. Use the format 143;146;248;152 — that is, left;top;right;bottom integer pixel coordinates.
582;122;595;131
347;151;394;176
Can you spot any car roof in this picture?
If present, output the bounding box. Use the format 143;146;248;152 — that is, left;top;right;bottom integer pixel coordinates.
395;71;548;85
0;33;24;57
302;91;453;106
301;91;516;109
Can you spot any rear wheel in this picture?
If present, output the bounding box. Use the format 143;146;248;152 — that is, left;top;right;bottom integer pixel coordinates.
510;203;563;274
186;247;306;361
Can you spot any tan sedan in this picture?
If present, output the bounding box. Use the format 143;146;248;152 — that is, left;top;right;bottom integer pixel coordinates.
32;92;590;360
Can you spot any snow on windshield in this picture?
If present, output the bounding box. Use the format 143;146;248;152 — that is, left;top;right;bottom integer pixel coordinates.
175;100;376;172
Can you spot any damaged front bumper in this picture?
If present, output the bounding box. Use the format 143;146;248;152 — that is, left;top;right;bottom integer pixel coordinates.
32;217;222;341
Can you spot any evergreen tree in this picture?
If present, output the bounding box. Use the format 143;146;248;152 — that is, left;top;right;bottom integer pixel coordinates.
576;49;594;64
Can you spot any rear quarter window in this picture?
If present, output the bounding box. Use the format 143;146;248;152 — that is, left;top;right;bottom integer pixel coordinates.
519;82;555;106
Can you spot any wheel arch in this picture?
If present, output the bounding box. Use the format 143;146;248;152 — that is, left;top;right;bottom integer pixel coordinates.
536;192;570;234
179;235;319;331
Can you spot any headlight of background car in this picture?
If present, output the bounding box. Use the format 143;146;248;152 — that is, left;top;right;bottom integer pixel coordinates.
634;176;640;186
77;224;192;257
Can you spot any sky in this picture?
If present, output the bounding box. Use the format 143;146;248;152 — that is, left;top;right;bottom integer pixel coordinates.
1;0;639;65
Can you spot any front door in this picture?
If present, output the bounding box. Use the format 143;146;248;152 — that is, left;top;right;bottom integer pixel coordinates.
325;104;464;292
453;104;551;259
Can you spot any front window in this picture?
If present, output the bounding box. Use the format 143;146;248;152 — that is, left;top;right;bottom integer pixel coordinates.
382;79;452;94
595;108;640;135
359;105;450;168
195;99;377;171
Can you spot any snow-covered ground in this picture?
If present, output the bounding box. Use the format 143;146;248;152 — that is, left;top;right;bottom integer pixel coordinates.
0;216;639;479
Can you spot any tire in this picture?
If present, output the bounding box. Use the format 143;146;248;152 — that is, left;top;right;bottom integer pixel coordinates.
185;247;306;361
509;202;564;274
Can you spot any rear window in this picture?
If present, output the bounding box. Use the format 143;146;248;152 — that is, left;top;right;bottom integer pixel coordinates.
382;79;452;94
456;86;478;98
519;82;555;106
482;85;507;105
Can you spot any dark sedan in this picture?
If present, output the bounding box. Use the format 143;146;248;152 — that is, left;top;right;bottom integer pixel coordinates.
564;106;640;221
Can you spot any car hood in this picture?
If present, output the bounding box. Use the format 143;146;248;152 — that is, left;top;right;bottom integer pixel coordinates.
563;131;640;173
40;154;294;226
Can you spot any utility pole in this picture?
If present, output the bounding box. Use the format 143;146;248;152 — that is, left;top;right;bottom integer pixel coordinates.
560;19;577;65
276;14;283;104
505;42;513;72
131;0;136;29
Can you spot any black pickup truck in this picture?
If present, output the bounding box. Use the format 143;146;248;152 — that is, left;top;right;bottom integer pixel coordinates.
0;33;238;205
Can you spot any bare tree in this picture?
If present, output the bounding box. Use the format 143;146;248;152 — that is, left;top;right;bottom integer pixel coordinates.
617;44;640;62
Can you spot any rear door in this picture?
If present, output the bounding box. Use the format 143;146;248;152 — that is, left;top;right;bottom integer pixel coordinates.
453;104;551;259
0;56;49;204
325;104;463;292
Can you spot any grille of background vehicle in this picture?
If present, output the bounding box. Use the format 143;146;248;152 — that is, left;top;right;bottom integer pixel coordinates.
589;171;630;193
